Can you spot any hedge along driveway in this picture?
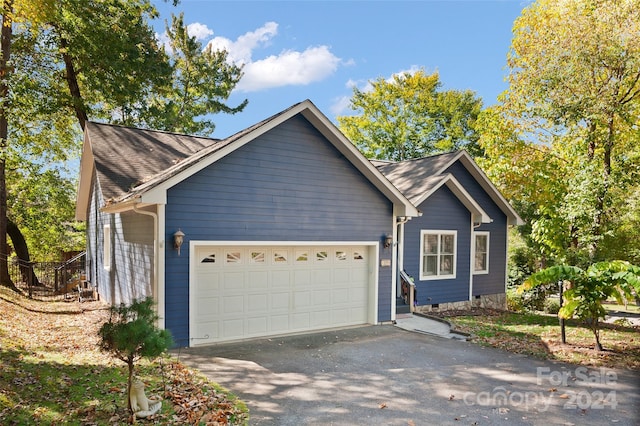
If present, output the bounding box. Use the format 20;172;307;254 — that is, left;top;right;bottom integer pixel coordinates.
174;325;640;425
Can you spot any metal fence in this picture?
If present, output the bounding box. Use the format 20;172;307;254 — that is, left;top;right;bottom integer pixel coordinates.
7;252;86;301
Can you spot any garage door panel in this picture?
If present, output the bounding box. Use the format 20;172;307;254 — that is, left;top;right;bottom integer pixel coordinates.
332;288;349;303
271;270;291;288
312;269;331;286
248;294;268;312
223;271;245;289
311;310;330;326
313;289;331;305
271;292;290;310
248;271;269;289
294;291;310;309
271;314;289;331
223;295;244;313
194;320;219;340
192;244;373;344
222;319;244;337
293;270;311;286
195;297;222;321
247;317;268;335
291;312;310;329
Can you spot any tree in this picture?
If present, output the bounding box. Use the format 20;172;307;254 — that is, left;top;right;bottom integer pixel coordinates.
139;13;247;135
480;0;640;263
520;261;640;351
98;297;173;414
0;1;247;292
337;69;483;161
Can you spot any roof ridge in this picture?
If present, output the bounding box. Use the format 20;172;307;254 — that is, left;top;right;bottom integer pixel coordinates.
87;120;222;142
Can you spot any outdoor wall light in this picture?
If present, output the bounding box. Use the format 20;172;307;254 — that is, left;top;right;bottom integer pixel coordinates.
173;229;185;256
383;234;393;249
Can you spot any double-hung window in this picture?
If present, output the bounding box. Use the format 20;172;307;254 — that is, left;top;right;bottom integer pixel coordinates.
420;230;456;280
474;232;490;274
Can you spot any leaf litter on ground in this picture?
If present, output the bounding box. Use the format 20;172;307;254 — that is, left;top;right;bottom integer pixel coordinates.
0;286;248;425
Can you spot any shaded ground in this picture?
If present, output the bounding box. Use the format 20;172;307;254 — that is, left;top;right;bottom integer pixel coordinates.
176;325;640;425
0;288;247;424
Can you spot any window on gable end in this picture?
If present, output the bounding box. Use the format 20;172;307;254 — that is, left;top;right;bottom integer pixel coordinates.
420;230;456;280
474;232;489;274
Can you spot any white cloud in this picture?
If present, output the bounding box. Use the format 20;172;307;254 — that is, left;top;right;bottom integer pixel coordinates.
206;22;279;65
205;22;341;92
330;95;352;116
186;22;214;41
237;46;340;92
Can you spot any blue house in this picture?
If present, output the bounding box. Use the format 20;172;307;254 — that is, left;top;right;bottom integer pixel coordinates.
374;152;522;313
76;100;419;347
75;100;521;346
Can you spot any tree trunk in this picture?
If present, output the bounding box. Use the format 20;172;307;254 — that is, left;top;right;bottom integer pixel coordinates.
7;219;40;286
0;1;16;291
591;318;603;351
127;359;135;414
59;36;88;131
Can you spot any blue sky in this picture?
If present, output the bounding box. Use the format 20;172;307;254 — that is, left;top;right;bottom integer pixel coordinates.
152;1;531;138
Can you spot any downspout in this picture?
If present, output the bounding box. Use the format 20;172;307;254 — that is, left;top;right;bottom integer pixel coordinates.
470;220;482;302
133;204;159;324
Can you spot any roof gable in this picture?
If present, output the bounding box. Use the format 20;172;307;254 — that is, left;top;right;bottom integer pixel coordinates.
78;100;419;218
75;122;217;220
375;150;523;226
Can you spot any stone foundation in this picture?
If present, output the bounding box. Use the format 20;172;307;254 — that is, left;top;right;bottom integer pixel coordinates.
414;293;506;314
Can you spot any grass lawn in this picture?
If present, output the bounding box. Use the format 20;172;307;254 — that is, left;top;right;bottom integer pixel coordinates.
438;308;640;371
0;286;248;425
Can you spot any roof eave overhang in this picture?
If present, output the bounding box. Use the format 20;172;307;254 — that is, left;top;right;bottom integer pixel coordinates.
99;197;158;214
415;174;491;224
441;151;524;226
75;129;94;221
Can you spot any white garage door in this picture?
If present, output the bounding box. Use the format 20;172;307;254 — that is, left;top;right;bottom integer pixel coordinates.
190;244;374;345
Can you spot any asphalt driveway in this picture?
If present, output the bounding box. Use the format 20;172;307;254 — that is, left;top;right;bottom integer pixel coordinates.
175;325;640;425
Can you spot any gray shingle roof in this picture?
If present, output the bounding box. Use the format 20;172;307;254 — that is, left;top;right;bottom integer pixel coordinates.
86;122;219;201
373;151;461;204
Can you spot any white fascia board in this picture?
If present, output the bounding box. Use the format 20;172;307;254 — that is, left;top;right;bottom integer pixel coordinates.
300;106;419;218
100;198;156;214
415;174;491;224
440;151;524;226
75;130;95;221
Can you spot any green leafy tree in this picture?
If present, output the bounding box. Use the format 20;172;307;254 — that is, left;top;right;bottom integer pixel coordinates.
479;0;640;264
0;0;247;291
98;297;173;414
140;13;247;135
520;261;640;351
337;69;483;161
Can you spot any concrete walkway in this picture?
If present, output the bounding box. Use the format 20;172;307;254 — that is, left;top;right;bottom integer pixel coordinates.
394;313;469;340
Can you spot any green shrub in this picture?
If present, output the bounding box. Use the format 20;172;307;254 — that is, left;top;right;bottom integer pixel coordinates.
544;298;560;314
506;289;525;312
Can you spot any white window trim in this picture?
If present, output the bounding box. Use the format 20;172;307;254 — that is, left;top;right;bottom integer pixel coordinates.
419;230;457;280
103;224;111;271
473;231;490;275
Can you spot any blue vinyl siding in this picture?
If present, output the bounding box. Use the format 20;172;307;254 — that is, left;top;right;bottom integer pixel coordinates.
404;186;471;305
87;170;155;306
164;115;393;345
445;162;508;296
